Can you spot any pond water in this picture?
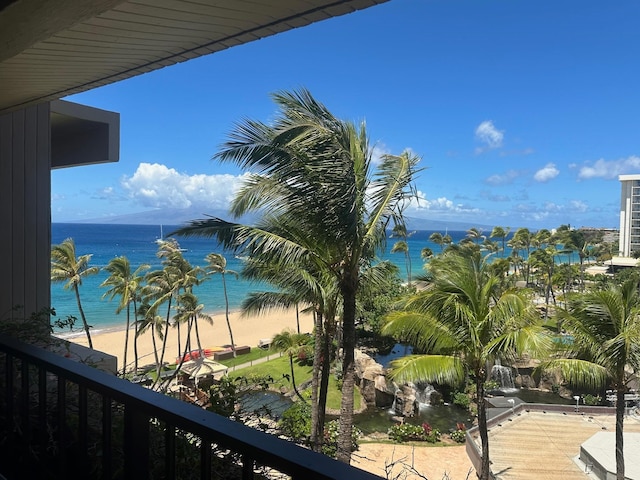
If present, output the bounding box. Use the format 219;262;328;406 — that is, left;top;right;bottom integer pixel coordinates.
239;391;293;419
374;343;413;368
350;404;474;435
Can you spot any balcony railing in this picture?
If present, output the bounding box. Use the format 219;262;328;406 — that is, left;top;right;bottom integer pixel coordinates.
0;335;381;480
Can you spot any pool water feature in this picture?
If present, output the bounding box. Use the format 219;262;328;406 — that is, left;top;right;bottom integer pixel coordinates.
351;404;474;435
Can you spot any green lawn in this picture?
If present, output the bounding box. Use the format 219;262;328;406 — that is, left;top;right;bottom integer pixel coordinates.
217;347;276;368
230;356;361;410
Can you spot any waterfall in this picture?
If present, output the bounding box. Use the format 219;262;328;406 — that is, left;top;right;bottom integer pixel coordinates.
389;387;402;415
414;383;436;406
490;364;517;392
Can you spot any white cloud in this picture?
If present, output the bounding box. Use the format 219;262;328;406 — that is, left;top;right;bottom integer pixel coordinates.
533;163;559;182
121;163;248;210
578;155;640;179
485;169;521;185
409;191;481;215
475;120;504;152
569;200;589;213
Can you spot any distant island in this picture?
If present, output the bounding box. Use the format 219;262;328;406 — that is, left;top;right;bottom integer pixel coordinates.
64;209;500;232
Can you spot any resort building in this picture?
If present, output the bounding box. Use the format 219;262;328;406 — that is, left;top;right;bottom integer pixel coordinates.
619;174;640;257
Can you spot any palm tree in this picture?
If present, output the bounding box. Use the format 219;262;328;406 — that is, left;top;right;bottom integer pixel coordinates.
429;232;445;252
156;239;203;357
51;238;99;348
271;329;312;402
511;228;533;284
544;280;640;480
420;247;434;261
143;267;177;385
466;227;485;244
528;246;558;320
382;250;551;480
173;88;419;463
101;256;149;375
174;292;212;361
204;253;239;356
241;253;342;453
390;223;414;287
490;226;510;257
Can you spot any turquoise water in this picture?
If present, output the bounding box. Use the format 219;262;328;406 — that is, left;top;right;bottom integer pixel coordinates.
50;224;470;332
50;223;577;333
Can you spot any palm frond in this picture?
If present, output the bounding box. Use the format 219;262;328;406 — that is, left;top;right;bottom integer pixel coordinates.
387;355;464;386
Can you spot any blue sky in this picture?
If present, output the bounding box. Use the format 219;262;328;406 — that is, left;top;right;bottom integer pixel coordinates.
53;0;640;230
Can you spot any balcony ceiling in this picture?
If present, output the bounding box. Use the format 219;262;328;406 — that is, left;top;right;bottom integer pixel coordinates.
0;0;385;114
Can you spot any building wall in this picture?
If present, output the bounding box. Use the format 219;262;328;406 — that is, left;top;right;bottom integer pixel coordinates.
0;103;51;322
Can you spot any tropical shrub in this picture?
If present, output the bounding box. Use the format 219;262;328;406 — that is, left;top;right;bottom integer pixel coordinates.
450;422;467;443
279;401;311;443
388;422;441;443
322;420;361;457
452;392;471;410
583;394;602;406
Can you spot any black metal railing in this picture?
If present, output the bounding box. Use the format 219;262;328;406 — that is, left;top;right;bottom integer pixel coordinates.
0;335;381;480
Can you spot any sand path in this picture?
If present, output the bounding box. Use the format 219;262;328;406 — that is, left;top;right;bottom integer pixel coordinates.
354;443;475;480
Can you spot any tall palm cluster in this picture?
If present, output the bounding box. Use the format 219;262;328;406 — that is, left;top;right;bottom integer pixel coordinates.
383;228;639;480
51;237;236;384
173;88;419;462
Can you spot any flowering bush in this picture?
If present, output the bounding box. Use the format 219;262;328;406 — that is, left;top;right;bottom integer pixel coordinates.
450;422;467;443
388;422;441;443
322;420;361;457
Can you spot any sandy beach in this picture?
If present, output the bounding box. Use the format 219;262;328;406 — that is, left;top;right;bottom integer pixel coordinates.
58;308;314;370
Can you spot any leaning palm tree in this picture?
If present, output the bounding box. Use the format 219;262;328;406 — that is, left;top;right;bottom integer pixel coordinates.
271;329;312;402
51;238;99;348
204;253;238;356
543;280;640;480
173;88;419;463
241;253;340;453
143;267;180;386
382;250;551;480
101;256;149;375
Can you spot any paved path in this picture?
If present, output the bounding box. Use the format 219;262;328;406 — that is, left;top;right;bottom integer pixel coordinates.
479;410;640;479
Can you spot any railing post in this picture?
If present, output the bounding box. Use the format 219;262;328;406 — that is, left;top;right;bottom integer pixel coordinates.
242;454;254;480
200;439;212;480
57;375;66;475
124;406;150;480
102;396;112;479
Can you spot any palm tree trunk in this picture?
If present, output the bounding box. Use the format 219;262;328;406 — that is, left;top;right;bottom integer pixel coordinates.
176;319;182;358
133;300;139;374
289;354;305;402
122;307;130;376
310;310;322;451
316;317;333;453
221;273;236;357
477;372;490;480
73;284;93;349
336;278;357;464
616;389;626;480
193;315;203;354
153;299;173;390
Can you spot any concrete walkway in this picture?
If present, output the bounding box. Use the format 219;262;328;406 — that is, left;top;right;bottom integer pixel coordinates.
479;410;640;479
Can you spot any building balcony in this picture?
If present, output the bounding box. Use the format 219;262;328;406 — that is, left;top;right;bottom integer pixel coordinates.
0;335;380;480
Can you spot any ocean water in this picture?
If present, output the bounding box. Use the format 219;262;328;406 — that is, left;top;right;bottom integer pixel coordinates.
51;224;472;332
52;224;579;333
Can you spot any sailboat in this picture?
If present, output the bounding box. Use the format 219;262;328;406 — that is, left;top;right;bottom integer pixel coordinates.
155;224;164;244
155;225;187;251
